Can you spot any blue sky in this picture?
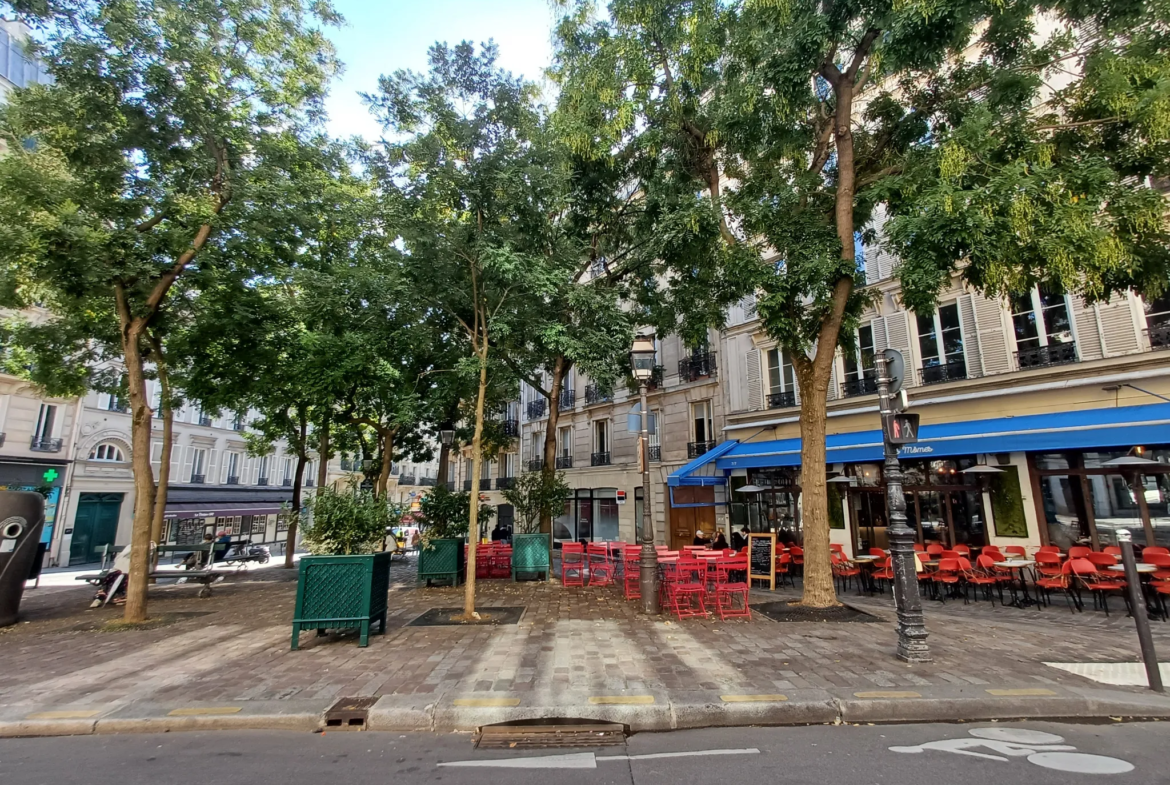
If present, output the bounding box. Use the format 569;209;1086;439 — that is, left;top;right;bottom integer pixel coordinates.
324;0;560;140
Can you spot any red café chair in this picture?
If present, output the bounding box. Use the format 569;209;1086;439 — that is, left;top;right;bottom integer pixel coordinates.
941;549;963;562
1145;552;1170;581
622;548;641;600
965;556;1004;606
713;556;751;620
1037;545;1061;555
1004;545;1028;558
1068;546;1092;559
953;544;971;557
868;547;887;558
871;556;895;593
926;543;945;559
476;544;494;579
587;543;615;587
829;543;845;556
1036;559;1080;612
1103;545;1122;557
830;552;862;594
1143;546;1170;563
489;546;512;579
775;552;793;587
981;547;1005;563
931;558;963;603
1087;552;1119;571
789;546;804;577
668;558;709;620
1070;557;1128;616
913;543;926;553
561;543;585;587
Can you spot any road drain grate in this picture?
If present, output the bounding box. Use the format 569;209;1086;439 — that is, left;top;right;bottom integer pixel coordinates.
323;697;378;730
475;720;627;749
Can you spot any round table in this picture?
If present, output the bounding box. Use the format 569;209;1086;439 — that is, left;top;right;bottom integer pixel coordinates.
994;560;1037;608
850;555;881;594
1107;564;1157;573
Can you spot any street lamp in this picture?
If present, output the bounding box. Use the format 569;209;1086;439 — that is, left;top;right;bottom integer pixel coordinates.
440;429;455;447
630;332;659;614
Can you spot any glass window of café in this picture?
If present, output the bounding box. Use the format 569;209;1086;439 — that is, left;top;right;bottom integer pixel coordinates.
553;488;621;543
729;469;802;543
1031;449;1169;548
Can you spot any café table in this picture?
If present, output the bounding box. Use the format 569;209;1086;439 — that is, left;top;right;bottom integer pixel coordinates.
994;559;1038;608
1108;563;1159;610
850;554;881;594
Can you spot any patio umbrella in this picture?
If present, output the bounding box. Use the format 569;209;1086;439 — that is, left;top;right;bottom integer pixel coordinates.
735;484;766;493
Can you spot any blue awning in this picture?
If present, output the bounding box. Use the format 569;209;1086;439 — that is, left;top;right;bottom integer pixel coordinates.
716;402;1170;470
667;439;740;487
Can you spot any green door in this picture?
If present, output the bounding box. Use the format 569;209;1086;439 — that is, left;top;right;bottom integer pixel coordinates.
70;493;123;565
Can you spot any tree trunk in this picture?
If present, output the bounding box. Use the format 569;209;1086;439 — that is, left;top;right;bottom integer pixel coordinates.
461;343;490;621
539;356;566;534
120;327;156;623
283;416;309;568
375;429;394;498
316;421;329;495
795;361;838;607
149;383;172;578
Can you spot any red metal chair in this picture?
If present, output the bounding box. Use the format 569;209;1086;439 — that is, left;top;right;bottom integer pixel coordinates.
1003;545;1027;558
489;546;512;579
1036;558;1080;612
789;546;804;577
1145;552;1170;581
561;543;585;587
926;543;945;558
868;547;887;558
1143;546;1170;563
1037;545;1061;555
775;552;793;587
830;552;862;594
871;556;895;593
953;544;971;557
913;543;926;552
622;548;641;600
981;547;1005;563
931;557;963;602
713;556;751;620
1070;557;1128;616
1103;545;1122;557
476;544;494;579
829;543;844;555
667;558;709;619
1068;546;1092;559
965;556;1003;606
587;543;615;587
1087;552;1118;571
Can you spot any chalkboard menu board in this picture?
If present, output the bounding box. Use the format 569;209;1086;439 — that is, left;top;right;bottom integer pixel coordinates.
748;532;776;590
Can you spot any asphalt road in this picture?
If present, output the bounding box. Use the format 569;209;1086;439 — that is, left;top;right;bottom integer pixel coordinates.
0;721;1165;785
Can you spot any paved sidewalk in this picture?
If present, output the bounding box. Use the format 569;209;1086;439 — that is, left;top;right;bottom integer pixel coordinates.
2;557;1169;735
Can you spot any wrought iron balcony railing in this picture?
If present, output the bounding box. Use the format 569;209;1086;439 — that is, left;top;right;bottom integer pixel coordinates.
840;376;878;398
1016;341;1078;370
501;419;519;437
556;456;573;469
1148;323;1170;350
198;414;212;427
527;458;543;471
591;451;611;466
687;440;717;459
30;438;62;452
919;360;968;386
584;384;612;405
282;478;293;487
463;480;473;491
257;476;269;486
189;474;205;484
420;476;436;486
648;445;661;462
559;389;576;411
496;477;515;490
767;390;796;409
526;399;548;420
304;478;315;488
226;475;239;485
678;352;717;382
399;475;416;486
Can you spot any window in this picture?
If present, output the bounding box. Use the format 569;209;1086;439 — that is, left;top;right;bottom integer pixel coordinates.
283;457;293;482
691;401;713;443
558;426;573;458
480;458;492;480
766;347;797;407
502;452;516;478
530;431;544;468
1011;285;1073;350
34;403;56;442
447;458;456;484
257;456;270;483
843;323;876;384
1144;292;1170;349
917;302;966;383
89;443;125;462
593;420;609;454
226;452;240;483
190;448;207;482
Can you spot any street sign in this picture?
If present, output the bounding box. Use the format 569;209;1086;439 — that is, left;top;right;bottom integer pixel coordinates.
883;412;920;444
882;348;905;395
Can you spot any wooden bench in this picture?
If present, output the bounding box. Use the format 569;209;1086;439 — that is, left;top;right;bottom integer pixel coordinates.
151;544;219;598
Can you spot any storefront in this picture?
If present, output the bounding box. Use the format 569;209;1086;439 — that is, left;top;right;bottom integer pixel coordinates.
554;487;621;543
0;460;67;547
671;402;1170;555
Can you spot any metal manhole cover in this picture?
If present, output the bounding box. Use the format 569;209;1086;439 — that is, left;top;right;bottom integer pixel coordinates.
476;719;627;749
323;696;378;730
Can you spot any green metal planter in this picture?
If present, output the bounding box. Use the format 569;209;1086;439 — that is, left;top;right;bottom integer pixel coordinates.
417;538;465;586
291;551;391;650
511;532;551;581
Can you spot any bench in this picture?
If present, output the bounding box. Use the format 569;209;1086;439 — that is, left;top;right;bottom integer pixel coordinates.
150;544;219;598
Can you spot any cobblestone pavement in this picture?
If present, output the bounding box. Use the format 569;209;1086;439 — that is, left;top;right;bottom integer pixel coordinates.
1;555;1168;710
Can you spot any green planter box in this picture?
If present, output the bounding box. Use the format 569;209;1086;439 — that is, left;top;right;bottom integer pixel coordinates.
418;538;465;586
291;551;391;650
511;532;551;581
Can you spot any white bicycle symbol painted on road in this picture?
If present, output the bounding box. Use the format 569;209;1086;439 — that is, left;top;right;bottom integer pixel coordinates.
891;727;1134;774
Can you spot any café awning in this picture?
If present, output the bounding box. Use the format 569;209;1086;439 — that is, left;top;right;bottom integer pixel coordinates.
666;439;740;487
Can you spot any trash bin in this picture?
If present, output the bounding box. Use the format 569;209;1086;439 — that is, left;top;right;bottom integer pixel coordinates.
0;491;46;627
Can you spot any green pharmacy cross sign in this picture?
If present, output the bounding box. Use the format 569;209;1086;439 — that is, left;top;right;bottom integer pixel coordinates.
42;469;59;483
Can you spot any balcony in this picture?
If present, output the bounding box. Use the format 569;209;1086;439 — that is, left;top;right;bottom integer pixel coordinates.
420;476;436;486
1016;341;1078;370
501;419;520;437
559;389;576;411
305;478;314;488
591;451;611;467
232;416;244;431
687;440;717;459
282;478;293;487
767;390;796;409
1148;323;1170;350
840;376;878;398
496;477;515;490
463;480;473;492
190;474;205;484
585;384;612;405
628;365;666;393
198;414;212;427
400;475;417;485
257;476;269;486
527;458;544;471
649;445;661;462
107;400;129;413
556;455;573;469
526;399;548;420
226;475;239;485
30;438;63;453
919;360;968;386
678;352;717;382
480;478;493;491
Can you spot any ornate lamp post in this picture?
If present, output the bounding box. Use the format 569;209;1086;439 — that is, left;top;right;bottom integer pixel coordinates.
630;333;659;613
438;429;455;490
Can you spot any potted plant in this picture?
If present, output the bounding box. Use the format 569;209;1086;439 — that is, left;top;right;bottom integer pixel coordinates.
290;486;394;649
416;485;494;586
501;471;571;581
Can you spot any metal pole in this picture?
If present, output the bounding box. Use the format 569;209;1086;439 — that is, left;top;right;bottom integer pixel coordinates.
875;355;931;663
1117;529;1163;692
638;382;659;613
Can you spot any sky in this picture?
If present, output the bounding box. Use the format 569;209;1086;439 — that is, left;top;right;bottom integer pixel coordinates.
323;0;561;141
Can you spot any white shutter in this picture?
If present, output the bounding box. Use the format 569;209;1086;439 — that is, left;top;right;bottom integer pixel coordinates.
884;311;916;388
871;316;888;352
207;450;219;485
181;447;194;483
169;445;182;480
1100;292;1141;356
1070;299;1104;361
972;293;1012;375
150;440;163;465
661;334;681;384
727;336;746;412
745;348;762;411
827;354;840;401
958;294;983;378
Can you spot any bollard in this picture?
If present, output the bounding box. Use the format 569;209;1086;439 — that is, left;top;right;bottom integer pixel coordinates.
1117;529;1164;693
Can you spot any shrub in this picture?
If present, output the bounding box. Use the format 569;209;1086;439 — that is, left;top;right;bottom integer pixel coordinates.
301;486;395;555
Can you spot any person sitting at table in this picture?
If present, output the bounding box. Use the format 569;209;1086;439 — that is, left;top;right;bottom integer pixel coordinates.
711;531;729;551
730;525;749;551
693;530;712;547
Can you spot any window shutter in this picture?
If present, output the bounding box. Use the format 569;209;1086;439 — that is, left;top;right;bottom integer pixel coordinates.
207;450;219;484
958;294;983;378
827;354;840;401
871;316;888;352
884;311;916;388
727;336;746;412
745;348;762;411
1069;299;1104;361
1100;292;1141;356
972;293;1012;375
181;447;194;483
150;440;163;466
169;445;182;480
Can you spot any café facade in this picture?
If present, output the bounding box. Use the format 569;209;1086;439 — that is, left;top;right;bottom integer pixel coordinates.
669;401;1170;558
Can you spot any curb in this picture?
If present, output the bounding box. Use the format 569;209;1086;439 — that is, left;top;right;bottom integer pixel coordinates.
3;687;1170;738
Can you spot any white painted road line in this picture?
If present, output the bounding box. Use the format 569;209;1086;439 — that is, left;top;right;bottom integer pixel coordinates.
437;748;761;769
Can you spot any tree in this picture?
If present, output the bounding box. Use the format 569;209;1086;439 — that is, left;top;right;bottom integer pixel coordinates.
0;0;340;622
367;42;565;619
501;471;573;535
553;0;1170;608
